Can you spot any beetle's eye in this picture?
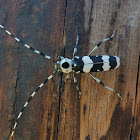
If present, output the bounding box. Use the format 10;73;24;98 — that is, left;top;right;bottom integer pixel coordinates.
62;62;69;68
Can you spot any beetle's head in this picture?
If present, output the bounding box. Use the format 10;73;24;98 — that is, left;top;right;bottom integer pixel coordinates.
56;56;72;73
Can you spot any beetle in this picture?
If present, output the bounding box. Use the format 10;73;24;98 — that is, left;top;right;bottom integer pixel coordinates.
0;24;121;139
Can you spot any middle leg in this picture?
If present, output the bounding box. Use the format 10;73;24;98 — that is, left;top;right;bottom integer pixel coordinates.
73;73;81;98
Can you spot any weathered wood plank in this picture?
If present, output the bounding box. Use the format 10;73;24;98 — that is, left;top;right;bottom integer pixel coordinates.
80;0;140;140
0;0;66;139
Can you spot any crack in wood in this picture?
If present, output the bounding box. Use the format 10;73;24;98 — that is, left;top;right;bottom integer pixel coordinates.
56;71;63;138
83;104;86;115
88;0;95;32
129;117;135;140
56;0;68;138
135;54;140;106
129;54;140;139
85;134;90;140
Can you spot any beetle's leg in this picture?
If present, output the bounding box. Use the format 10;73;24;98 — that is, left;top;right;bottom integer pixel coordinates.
66;73;72;82
0;24;55;62
88;31;115;56
66;73;70;79
10;69;57;139
73;33;79;59
89;72;122;99
73;73;81;98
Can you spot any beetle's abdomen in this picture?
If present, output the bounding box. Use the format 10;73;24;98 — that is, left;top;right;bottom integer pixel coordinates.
72;55;120;73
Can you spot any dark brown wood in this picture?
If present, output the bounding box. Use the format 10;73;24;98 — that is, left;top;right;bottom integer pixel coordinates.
0;0;139;140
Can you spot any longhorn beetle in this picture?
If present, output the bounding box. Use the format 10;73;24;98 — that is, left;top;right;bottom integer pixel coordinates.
0;24;122;139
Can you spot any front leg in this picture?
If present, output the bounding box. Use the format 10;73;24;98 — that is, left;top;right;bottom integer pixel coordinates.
88;31;115;56
73;73;81;98
66;73;72;82
73;33;79;59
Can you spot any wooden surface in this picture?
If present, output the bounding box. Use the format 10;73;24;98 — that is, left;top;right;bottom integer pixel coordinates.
0;0;139;140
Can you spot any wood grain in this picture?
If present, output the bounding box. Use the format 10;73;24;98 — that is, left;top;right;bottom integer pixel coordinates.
0;0;139;140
